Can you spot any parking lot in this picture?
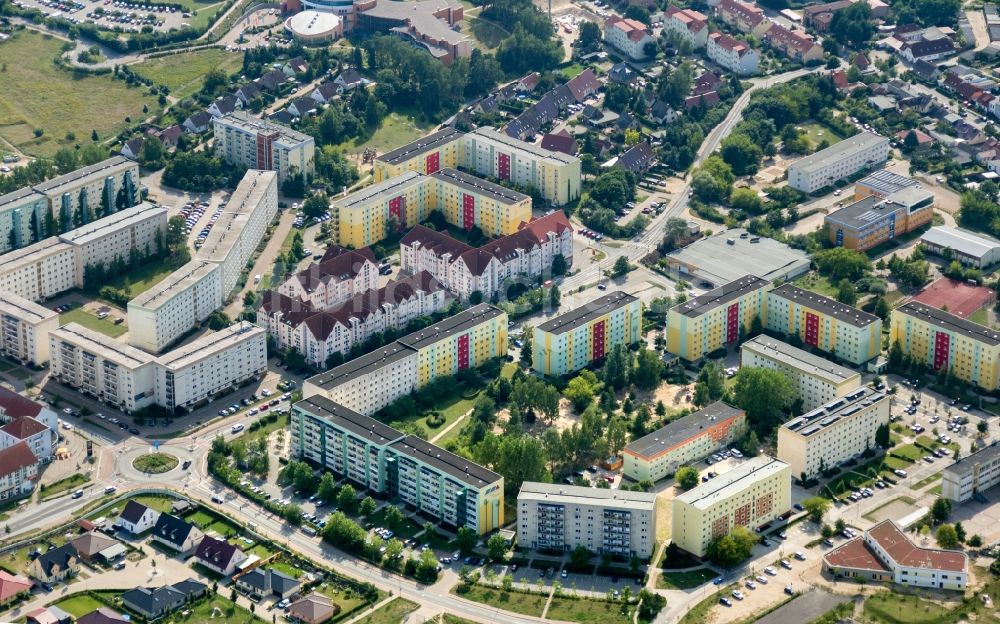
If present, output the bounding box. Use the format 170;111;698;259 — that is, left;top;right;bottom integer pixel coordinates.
12;0;197;33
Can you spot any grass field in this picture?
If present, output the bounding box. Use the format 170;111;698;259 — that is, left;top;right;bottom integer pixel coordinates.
0;31;159;157
800;122;843;152
442;615;479;624
913;472;942;490
53;594;105;617
133;452;179;474
455;586;547;617
39;473;90;500
175;593;263;623
355;598;419;624
187;509;240;538
134;48;244;100
546;597;635;624
104;257;189;298
338;113;435;155
467;15;509;49
59;308;127;338
863;591;951;624
315;583;372;622
794;273;840;298
658;568;716;590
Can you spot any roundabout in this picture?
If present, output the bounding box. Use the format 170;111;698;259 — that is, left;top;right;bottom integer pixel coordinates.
131;452;179;474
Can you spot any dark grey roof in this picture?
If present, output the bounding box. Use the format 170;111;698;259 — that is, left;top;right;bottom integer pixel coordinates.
36;544;77;575
151;513;196;547
0;186;44;210
430;168;529;205
624;402;745;459
537;291;638;334
121;586;185;615
395;303;504;351
294;395;404;446
270;569;300;594
897;301;1000;345
782;387;885;437
33;156;133;194
305;341;415;390
378;127;464;165
119;500;150;525
389;434;502;488
172;579;206;596
770;283;879;328
671;275;768;318
239;568;270;591
616;141;654;173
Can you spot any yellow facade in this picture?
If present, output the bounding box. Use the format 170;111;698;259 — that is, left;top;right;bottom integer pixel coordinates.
373;131;464;183
666;280;768;362
532;293;641;376
478;483;505;533
415;314;508;386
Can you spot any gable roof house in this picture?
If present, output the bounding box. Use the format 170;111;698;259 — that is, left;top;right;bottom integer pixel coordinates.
649;99;678;124
122;580;206;621
149;513;204;556
540;130;579;156
716;0;771;37
235;83;263;106
333;68;365;92
0;570;32;605
608;62;638;85
762;23;824;62
26;606;72;624
287;97;318;118
663;6;710;48
0;387;56;461
256;69;289;93
900;34;956;62
311;82;340;105
76;608;128;624
615;141;656;173
28;544;79;583
115;500;161;535
120;137;144;161
69;532;123;563
150;125;184;149
235;567;302;599
183;111;212;134
283;57;309;77
208;94;240;118
194;536;248;577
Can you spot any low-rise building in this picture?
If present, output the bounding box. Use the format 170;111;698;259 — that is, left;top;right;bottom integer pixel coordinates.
0;570;32;606
825;187;935;251
942;443;1000;501
666;275;770;362
121;580;206;621
0;293;59;366
194;536;247;577
707;31;759;75
623;402;747;482
788;132;890;193
212;112;315;182
740;336;862;410
29;544;79;583
777;388;889;479
149;513;204;556
671;456;791;558
516;482;657;558
115;500;161;534
604;15;655;60
0;441;39;501
532;291;642;376
920;226;1000;268
235;568;301;599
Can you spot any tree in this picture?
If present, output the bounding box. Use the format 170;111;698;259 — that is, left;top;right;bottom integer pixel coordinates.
612;255;630;277
821;524;834;539
549;285;560;308
936;523;959;548
836;279;858;306
978;420;989;436
720;133;763;176
577;20;601;51
931;497;952;522
969;534;983;547
828;2;874;46
693;362;725;407
729;187;763;214
302;193;329;220
456;527;477;555
802;496;831;523
487;533;508;562
874;297;891;322
632;348;664;390
955;521;966;543
732;367;796;431
552;254;568;277
706;526;756;567
317;472;337;503
675;466;699;490
141;137;164;168
359;496;377;517
337;483;358;514
202;68;228;95
565;374;597;412
814;247;871;281
624;4;650;23
602;344;631;390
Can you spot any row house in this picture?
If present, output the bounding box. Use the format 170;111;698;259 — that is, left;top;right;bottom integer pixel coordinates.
278;245;380;310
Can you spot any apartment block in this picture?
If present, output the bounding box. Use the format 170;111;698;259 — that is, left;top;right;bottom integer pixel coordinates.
278;246;379;310
463;128;581;206
666;275;770;362
127;261;223;354
401;211;574;301
374;127;465;182
604;15;655;59
0;293;60;366
57;203;168;284
0;386;58;464
825;187;935;251
0;188;48;254
32;157;139;232
891;301;1000;390
517;482;657;558
212;112;315;182
671;456;791;558
787;132;890;193
663;7;709;48
707;31;759;75
0;239;77;302
303;303;507;415
777;387;890;479
942;443;1000;502
740;335;862;411
291;395;504;534
431;168;532;237
716;0;770;37
623;402;747;483
765;284;882;365
532;291;641;376
49;323;158;413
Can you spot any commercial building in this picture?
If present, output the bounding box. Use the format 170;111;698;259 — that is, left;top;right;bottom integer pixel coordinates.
787;132;890;193
823;520;967;590
154;323;266;410
920;226;1000;268
212;112;315;182
0;293;60;366
463;128;581;206
707;31;759;75
740;336;862;411
604;15;655;60
354;0;469;65
942;443;1000;502
663;7;709;48
58;202;168;284
284;10;344;42
765;284;882;365
825;187;935;251
854;170;921;200
671;456;791;558
303;303;507;415
623;402;747;482
374;127;465;182
777;388;889;479
291;395;504;534
664;229;810;288
891;301;1000;390
532;291;641;376
666;275;770;362
32;157;139;234
401;211;574;301
516;482;657;558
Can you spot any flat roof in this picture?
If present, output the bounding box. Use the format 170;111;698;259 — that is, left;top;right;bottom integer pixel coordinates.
0;239;74;274
742;335;860;385
360;0;466;46
666;229;810;287
197;171;276;263
675;456;788;510
58;203;166;246
468;127;578;165
789;131;888;175
51;322;155;369
518;481;656;511
0;187;45;210
920;226;1000;260
537;291;637;334
377;127;464;165
332;171;425;210
214;111;313;145
397;303;504;350
295;394;404;446
0;292;58;324
129;260;219;310
897;300;1000;345
782;387;886;437
856;170;921;196
769;283;880;328
156;322;263;370
943;441;1000;478
432;168;529;205
33;156;135;196
624;402;744;460
670;275;768;318
390;434;502;488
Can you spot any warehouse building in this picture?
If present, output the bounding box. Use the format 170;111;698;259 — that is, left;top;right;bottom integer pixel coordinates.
666;275;770;362
787;132;890;193
623;402;747;482
664;229;810;288
517;482;657;558
920;226;1000;268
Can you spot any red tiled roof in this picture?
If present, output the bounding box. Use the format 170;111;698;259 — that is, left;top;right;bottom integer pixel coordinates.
718;0;765;25
710;31;750;54
293;249;377;293
0;387;44;421
867;520;967;572
566;69;601;102
666;6;708;32
0;570;32;602
823;537;891;572
541;132;578;156
685;91;721;109
401;225;474;259
0;441;37;478
258;291;317;326
1;416;47;440
896;129;933;144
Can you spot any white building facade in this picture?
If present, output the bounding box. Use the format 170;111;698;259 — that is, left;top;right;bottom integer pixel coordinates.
788;132;891;193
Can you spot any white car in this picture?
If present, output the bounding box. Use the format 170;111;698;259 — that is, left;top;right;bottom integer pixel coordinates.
764;566;777;576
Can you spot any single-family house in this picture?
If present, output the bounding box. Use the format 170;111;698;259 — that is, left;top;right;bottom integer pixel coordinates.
287;594;340;624
283;57;309;77
256;69;288;93
235;83;262;106
29;544;79;584
608;62;638;85
236;567;302;599
69;532;124;564
152;125;184;150
287;97;317;118
333;68;364;93
311;82;340;105
616;141;656;173
122;580;206;621
116;500;161;535
76;608;128;624
194;536;247;577
26;606;72;624
149;513;203;556
649;100;677;123
121;138;144;161
540;130;579;156
208;94;240;118
183;111;212;134
0;570;32;606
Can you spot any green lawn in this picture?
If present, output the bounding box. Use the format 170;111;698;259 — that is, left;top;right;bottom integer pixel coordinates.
53;594;105;618
467;15;510;49
793;273;839;298
173;593;263;624
338;113;435;154
133;452;179;474
368;506;421;540
913;472;943;490
269;560;304;578
546;597;636;624
186;509;241;538
455;586;547;617
0;31;159;157
442;615;479;624
658;568;716;590
314;583;372;622
863;591;951;624
799;122;843;152
133;48;244;100
354;598;419;624
969;308;991;326
561;63;586;79
889;444;923;462
103;257;189;298
59;308;127;338
39;473;90;500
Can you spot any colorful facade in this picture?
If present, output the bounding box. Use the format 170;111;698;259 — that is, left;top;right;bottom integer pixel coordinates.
891;301;1000;390
373;127;465;182
532;291;641;376
666;275;769;362
825;187;935;251
764;284;882;365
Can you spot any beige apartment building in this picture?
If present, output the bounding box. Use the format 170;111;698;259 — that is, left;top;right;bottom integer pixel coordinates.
671;456;791;557
740;335;862;411
128;261;223;354
777;388;889;479
0;293;60;366
0;239;77;302
57;202;168;284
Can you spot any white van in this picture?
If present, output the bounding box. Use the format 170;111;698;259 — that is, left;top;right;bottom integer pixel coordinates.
231;423;245;433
